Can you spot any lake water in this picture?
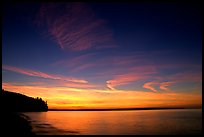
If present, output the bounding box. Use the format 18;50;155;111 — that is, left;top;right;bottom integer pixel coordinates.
23;109;202;135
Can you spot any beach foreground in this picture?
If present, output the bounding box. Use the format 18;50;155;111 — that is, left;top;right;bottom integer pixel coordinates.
1;112;35;136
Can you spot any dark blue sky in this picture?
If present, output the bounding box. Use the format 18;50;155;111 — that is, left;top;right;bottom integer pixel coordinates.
2;2;202;109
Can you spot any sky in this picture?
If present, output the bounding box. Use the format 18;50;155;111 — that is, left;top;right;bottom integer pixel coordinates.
2;2;202;109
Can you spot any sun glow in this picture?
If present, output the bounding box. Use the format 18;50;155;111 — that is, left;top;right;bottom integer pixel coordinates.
2;82;201;109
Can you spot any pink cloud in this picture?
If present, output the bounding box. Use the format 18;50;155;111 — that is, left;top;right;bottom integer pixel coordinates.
37;3;115;51
159;82;175;91
143;81;175;92
106;73;149;90
2;65;87;83
143;81;158;92
3;80;99;90
103;61;157;90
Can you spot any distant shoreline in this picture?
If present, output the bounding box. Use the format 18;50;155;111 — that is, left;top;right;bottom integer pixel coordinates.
48;107;202;111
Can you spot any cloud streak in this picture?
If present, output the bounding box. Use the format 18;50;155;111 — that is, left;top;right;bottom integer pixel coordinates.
143;81;158;92
159;82;175;91
106;74;135;90
2;80;99;90
104;61;157;90
143;81;175;92
106;73;149;90
37;2;115;51
2;65;87;83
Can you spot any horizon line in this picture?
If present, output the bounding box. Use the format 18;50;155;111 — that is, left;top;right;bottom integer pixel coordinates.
48;107;202;111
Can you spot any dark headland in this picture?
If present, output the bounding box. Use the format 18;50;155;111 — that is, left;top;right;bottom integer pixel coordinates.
0;89;48;136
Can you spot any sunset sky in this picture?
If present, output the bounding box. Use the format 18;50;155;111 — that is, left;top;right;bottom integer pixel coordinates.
2;2;202;109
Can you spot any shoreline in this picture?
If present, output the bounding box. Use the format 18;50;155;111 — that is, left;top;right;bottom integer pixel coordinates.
1;112;35;136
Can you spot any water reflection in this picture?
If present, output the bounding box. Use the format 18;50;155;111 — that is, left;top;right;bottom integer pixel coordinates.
24;109;202;135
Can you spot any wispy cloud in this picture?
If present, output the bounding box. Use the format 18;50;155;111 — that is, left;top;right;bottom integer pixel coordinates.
2;65;87;83
159;82;175;91
106;73;149;90
37;3;115;51
143;81;175;92
143;81;158;92
2;80;99;90
105;61;157;90
51;51;201;92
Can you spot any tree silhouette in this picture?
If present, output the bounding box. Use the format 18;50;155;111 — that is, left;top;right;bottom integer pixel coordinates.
1;89;48;112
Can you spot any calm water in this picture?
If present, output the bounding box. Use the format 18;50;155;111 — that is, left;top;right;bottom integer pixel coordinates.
23;109;202;135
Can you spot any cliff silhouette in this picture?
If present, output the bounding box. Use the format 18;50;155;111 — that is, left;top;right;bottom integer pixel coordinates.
1;89;48;112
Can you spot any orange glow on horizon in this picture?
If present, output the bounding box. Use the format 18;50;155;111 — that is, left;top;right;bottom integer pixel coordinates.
2;82;202;109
